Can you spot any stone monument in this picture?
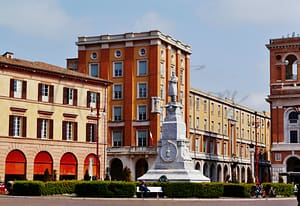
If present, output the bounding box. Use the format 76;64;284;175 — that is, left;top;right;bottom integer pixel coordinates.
138;74;210;182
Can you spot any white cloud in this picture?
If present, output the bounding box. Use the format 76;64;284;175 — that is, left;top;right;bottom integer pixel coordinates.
196;0;300;27
133;12;175;33
0;0;90;39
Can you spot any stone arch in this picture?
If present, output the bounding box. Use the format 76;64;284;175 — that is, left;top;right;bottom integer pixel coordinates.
60;152;77;180
5;149;26;182
203;162;209;177
241;166;246;183
224;164;229;182
135;158;149;180
83;153;98;180
195;161;201;170
110;158;123;181
33;151;53;181
217;164;222;182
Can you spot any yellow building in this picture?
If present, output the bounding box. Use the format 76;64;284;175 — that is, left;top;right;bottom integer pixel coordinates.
189;88;271;182
0;52;111;182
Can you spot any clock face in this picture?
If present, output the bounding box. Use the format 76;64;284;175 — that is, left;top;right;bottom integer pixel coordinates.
160;140;178;162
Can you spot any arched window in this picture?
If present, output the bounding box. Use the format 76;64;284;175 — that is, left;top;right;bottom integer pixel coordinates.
285;55;298;80
289;111;298;123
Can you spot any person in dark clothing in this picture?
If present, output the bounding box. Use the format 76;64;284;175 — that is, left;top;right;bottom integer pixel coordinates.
297;184;300;206
139;180;150;197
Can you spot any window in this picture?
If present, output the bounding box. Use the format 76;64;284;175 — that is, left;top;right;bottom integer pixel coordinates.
196;117;200;129
285;55;298;80
138;83;147;98
115;50;122;58
138;105;147;120
203;139;207;153
223;142;227;156
91;52;97;59
113;106;122;121
195;138;199;152
160;62;165;77
63;88;77;106
275;153;282;161
160;84;164;99
209;141;214;154
196;98;200;111
113;84;122;99
86;123;96;142
37;118;53;139
218;105;221;117
113;62;123;77
62;121;77;141
211;102;214;115
204;100;207;112
112;130;122;147
137;130;147;147
180;69;184;85
9;115;26;137
10;79;26;99
89;63;99;77
211;121;214;132
204;119;207;130
289;111;298;123
138;60;147;76
38;83;54;103
139;48;146;56
218;122;221;133
180;91;184;104
87;91;100;108
290;130;298;143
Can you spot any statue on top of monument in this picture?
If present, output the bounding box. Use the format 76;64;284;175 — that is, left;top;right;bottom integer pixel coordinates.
168;72;178;102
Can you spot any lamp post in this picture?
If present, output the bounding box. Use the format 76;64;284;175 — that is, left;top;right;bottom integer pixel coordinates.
96;104;100;180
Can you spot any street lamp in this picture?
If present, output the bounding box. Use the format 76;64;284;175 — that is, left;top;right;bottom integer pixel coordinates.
254;112;259;183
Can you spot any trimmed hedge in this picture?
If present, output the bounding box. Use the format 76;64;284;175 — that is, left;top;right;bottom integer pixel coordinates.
75;181;135;197
10;180;294;198
162;182;223;198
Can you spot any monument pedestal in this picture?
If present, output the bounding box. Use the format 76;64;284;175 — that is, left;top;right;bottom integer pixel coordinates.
138;101;210;182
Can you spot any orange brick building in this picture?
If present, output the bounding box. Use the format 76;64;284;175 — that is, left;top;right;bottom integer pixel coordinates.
67;31;191;180
267;36;300;182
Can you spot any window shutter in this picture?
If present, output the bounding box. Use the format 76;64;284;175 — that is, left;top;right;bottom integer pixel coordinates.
86;123;90;142
22;116;27;137
96;92;100;108
74;122;78;141
38;84;42;101
9;79;14;97
63;88;67;104
22;81;27;99
87;91;91;108
37;118;41;138
9;115;13;136
49;85;54;103
49;119;53;139
62;121;66;140
73;89;78;106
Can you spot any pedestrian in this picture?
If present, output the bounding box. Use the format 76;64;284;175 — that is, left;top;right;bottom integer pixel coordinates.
139;180;150;197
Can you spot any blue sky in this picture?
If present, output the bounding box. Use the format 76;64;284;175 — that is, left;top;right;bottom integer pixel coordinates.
1;0;299;112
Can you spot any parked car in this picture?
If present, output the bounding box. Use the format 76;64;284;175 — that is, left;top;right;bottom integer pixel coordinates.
0;183;8;195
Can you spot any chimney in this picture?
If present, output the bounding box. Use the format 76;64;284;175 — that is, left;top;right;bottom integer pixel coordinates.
2;52;14;59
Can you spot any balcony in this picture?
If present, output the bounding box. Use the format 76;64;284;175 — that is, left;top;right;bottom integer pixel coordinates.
107;146;157;155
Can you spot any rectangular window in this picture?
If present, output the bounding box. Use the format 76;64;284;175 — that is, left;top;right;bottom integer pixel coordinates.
38;83;54;103
137;130;147;147
209;141;214;154
10;79;26;99
160;62;165;77
203;139;207;153
113;84;122;99
204;100;207;112
223;142;227;156
113;62;123;77
275;153;282;161
138;105;147;120
196;117;200;129
62;121;77;141
63;87;77;106
218;122;221;133
180;69;184;85
160;84;164;99
211;102;214;115
113;106;122;121
204;119;207;131
138;60;147;76
195;138;199;152
89;63;99;77
86;123;96;142
87;91;100;108
290;130;298;143
112;130;122;147
37;118;53;139
218;105;221;117
196;98;200;111
138;83;147;98
9;115;26;137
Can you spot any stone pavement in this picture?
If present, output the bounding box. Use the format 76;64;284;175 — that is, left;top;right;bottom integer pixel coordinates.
0;196;298;206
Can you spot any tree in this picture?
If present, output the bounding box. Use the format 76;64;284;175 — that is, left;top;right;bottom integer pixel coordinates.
122;166;132;181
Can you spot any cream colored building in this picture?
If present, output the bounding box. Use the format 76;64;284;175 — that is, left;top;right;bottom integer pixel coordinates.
0;52;111;182
189;88;271;182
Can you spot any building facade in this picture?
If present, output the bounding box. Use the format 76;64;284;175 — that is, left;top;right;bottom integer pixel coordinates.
189;88;271;183
68;30;271;182
0;52;111;182
266;36;300;183
67;30;191;180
